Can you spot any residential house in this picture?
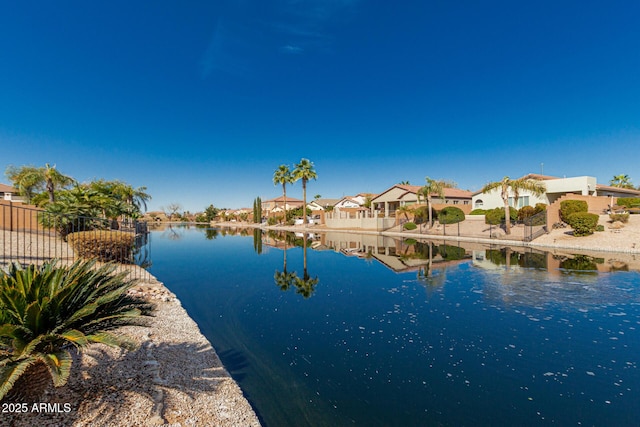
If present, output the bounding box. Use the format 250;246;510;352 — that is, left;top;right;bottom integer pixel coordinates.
471;174;598;210
261;196;304;217
370;184;473;217
0;183;24;202
308;198;340;212
472;174;640;211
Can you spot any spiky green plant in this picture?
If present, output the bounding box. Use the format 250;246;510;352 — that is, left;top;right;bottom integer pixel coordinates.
0;259;154;402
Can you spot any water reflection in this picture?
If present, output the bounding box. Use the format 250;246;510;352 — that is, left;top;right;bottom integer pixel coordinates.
270;231;320;298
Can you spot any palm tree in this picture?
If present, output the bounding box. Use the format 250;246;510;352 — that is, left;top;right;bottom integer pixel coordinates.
396;204;413;222
5;164;74;204
273;165;294;224
0;260;153;402
419;177;446;229
42;164;75;203
292;159;318;225
610;174;634;189
481;176;547;235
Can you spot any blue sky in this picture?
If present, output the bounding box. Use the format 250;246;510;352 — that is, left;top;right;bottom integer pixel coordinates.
1;1;639;212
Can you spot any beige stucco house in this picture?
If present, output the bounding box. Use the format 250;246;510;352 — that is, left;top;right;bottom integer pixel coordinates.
370;184;473;217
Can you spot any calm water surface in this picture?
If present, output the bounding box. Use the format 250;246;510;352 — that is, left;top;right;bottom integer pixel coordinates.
148;226;640;426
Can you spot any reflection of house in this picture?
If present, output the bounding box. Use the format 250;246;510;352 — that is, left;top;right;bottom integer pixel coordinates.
262;196;304;216
370;184;473;217
0;183;24;202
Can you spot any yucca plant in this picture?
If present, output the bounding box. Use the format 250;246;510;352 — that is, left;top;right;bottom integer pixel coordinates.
0;259;154;402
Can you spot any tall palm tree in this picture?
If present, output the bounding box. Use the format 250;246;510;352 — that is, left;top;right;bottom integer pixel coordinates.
419;177;446;229
43;164;74;203
273;165;294;224
293;159;318;225
481;176;546;235
610;174;634;189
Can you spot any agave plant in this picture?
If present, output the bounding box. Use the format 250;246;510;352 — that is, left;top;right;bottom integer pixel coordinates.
0;259;154;402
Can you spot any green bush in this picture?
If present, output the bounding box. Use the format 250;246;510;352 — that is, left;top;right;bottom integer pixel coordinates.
438;207;465;224
616;197;640;208
517;206;536;221
596;225;605;232
485;207;518;225
534;203;547;213
567;212;599;236
267;216;278;226
609;213;630;223
469;209;486;215
560;200;588;223
67;230;135;262
403;222;417;230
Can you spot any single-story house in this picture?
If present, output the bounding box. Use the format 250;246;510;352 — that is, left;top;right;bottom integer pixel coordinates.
472;174;640;211
370;184;473;217
0;183;24;202
308;198;340;212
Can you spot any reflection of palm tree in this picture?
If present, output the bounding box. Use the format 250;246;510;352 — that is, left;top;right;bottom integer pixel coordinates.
295;236;319;298
274;238;295;291
274;234;319;298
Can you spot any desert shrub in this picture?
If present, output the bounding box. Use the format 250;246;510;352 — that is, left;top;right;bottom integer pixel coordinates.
404;238;417;245
267;216;278;226
67;230;135;262
609;213;630;223
469;209;486;215
596;225;605;232
517;206;536;221
560;200;588;222
0;260;153;402
534;203;547;213
616;197;640;208
403;222;417;230
567;212;599;236
438;207;465;225
485;207;518;225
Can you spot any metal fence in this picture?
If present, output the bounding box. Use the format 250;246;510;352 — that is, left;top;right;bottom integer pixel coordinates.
0;201;151;280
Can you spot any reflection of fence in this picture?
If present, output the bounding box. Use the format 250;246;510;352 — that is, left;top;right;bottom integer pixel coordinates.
0;201;151;279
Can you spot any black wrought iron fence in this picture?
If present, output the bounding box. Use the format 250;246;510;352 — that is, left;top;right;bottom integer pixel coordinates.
0;201;151;280
523;210;548;242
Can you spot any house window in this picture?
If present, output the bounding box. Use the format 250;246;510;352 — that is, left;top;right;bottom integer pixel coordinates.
453;200;459;205
463;201;469;205
475;199;484;208
508;196;530;208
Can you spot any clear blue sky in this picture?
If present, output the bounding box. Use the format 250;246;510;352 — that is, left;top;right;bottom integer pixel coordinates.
1;1;639;212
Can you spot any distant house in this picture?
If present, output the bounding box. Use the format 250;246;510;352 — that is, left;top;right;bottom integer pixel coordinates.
472;174;640;211
261;196;304;216
0;183;24;203
333;194;372;212
370;184;473;217
307;198;340;212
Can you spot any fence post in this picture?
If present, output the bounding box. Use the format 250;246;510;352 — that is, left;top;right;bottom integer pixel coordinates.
9;200;13;232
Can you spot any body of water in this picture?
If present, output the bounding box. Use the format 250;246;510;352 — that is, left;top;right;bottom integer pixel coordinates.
148;226;640;426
